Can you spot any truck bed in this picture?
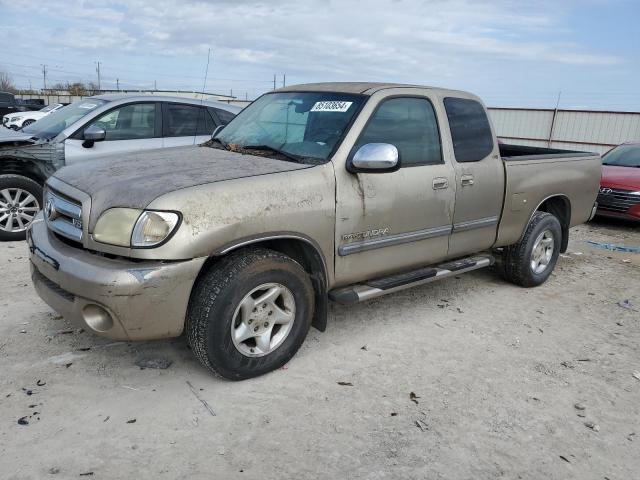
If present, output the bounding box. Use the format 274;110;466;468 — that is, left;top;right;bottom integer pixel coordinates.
499;143;595;161
495;143;601;248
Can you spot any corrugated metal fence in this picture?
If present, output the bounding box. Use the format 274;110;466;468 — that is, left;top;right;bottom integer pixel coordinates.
488;107;640;154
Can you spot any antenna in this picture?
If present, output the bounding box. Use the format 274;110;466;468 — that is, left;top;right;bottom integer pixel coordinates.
196;48;212;145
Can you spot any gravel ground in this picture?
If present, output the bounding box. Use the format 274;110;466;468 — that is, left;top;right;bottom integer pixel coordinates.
1;218;638;480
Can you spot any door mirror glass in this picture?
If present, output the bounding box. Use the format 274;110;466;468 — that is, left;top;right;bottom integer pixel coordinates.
83;124;106;142
349;143;399;173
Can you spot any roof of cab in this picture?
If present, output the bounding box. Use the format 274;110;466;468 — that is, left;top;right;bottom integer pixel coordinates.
276;82;470;97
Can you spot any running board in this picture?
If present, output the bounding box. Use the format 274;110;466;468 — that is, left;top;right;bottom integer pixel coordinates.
329;254;495;305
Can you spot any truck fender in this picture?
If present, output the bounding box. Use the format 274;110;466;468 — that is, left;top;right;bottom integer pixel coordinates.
213;232;330;332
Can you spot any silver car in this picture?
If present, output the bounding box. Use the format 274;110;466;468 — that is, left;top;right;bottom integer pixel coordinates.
0;95;241;240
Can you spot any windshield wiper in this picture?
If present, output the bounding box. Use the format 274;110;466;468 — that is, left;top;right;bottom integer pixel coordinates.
241;144;313;164
206;137;230;150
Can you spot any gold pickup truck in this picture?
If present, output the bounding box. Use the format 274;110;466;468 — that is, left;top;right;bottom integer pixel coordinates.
27;83;601;379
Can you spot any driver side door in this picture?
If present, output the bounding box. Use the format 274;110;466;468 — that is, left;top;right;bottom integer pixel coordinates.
334;92;456;285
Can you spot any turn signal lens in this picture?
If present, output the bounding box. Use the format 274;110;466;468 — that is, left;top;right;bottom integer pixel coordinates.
131;211;180;247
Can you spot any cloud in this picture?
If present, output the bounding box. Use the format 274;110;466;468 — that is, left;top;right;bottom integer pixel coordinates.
0;0;634;106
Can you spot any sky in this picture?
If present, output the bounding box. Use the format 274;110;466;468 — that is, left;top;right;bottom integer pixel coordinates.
0;0;638;109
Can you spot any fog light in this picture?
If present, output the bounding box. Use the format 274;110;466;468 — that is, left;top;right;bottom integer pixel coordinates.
82;304;113;332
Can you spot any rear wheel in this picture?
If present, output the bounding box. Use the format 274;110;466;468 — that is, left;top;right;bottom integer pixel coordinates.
186;247;315;380
500;211;562;287
0;174;43;241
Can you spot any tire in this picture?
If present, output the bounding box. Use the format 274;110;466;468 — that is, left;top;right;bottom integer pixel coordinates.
186;247;315;380
21;119;35;128
0;174;43;241
500;211;562;287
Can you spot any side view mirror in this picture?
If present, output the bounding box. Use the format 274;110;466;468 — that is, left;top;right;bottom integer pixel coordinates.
348;143;400;173
82;125;106;148
211;124;226;139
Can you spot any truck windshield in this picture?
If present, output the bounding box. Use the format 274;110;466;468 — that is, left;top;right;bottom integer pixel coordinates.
22;99;108;140
215;92;366;163
602;144;640;168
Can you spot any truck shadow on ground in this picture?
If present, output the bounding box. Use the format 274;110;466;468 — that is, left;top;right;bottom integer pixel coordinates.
39;268;508;382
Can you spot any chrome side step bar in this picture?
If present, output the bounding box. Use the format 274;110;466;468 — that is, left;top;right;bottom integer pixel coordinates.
329;254;495;305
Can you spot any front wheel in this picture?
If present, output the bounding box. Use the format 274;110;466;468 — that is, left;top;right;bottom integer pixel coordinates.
500;211;562;287
0;174;43;241
21;119;36;128
186;248;315;380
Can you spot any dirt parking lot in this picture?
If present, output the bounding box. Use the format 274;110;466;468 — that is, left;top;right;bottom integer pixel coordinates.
1;219;638;480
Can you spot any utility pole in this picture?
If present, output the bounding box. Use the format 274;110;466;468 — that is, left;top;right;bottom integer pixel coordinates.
273;74;276;90
245;92;248;101
95;61;101;91
116;78;119;91
283;73;286;88
230;88;233;98
154;80;157;90
41;64;47;90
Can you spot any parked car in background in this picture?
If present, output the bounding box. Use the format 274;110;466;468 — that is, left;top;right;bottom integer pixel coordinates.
596;142;640;221
27;82;601;379
2;103;68;130
0;95;241;240
0;92;44;120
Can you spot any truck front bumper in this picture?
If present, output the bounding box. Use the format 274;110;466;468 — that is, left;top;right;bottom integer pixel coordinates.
28;215;207;340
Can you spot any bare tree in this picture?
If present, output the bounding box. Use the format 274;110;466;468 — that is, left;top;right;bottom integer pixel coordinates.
0;71;18;93
86;81;100;95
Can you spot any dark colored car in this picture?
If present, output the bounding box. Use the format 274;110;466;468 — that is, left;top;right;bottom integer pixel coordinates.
0;92;45;124
596;143;640;221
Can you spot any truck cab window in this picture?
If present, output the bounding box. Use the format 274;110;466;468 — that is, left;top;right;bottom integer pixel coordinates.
355;97;442;166
444;97;494;163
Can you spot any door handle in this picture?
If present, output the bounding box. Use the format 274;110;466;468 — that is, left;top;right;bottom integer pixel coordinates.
461;175;474;186
432;178;448;190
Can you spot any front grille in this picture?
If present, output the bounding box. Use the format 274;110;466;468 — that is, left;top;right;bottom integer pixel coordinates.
597;188;640;213
45;188;83;242
33;267;75;302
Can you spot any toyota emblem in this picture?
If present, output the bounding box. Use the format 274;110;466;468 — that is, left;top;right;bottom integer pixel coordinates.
45;199;57;220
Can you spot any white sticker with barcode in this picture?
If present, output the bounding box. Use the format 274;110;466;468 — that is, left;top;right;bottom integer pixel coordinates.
311;101;353;112
78;103;98;109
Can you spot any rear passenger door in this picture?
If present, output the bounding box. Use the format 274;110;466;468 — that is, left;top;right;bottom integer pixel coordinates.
442;97;504;257
162;103;218;148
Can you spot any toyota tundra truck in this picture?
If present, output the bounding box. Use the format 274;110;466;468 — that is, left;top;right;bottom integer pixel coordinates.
27;83;601;380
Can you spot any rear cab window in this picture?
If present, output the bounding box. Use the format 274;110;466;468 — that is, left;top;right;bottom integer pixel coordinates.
443;97;494;162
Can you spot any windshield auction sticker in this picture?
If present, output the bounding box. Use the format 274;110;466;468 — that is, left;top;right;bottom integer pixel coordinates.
311;101;353;112
78;103;98;109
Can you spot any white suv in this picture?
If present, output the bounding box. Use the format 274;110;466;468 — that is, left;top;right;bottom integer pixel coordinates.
0;94;241;240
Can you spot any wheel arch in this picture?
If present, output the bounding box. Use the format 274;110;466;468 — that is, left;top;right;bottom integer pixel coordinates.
200;233;330;332
0;157;48;185
533;194;571;253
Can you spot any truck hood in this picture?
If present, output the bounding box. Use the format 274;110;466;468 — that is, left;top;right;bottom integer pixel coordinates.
52;145;313;225
601;165;640;191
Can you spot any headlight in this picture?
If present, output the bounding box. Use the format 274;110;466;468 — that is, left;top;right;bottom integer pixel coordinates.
94;209;180;248
131;211;180;247
93;208;143;247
